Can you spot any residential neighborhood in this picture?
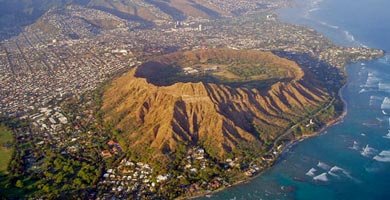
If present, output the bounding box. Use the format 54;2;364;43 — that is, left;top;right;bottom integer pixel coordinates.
0;1;385;199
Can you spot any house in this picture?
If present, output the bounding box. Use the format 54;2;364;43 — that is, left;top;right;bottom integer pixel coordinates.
156;174;169;183
113;146;119;154
208;179;221;189
108;140;117;146
189;168;197;173
58;117;68;124
101;150;112;158
261;154;273;161
196;148;205;154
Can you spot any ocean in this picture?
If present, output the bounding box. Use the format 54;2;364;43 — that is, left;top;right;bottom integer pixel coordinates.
198;0;390;199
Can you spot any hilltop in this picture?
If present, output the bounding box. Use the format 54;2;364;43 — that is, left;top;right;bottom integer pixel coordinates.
0;0;288;37
2;0;382;198
102;49;331;165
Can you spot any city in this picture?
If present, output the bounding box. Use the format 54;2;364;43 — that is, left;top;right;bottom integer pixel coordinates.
0;1;385;199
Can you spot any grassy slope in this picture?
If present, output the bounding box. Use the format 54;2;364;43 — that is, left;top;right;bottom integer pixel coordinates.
0;124;14;172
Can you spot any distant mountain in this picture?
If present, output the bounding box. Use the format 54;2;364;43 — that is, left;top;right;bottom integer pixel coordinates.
0;0;222;31
101;49;329;164
0;0;89;38
0;0;90;24
26;5;132;40
88;0;224;22
0;0;285;38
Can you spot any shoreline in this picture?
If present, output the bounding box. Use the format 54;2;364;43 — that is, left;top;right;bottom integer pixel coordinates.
1;0;387;199
185;78;350;200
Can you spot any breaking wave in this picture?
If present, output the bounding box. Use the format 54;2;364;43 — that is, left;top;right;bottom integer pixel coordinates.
317;161;331;170
313;172;328;182
361;144;377;157
381;97;390;111
303;0;323;18
350;141;360;150
373;150;390;162
362;71;381;89
318;21;339;29
343;30;369;48
305;168;317;177
379;84;390;93
370;95;384;107
383;130;390;139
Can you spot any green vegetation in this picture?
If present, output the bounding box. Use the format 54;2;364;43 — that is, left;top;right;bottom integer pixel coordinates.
0;89;124;199
136;49;299;91
0;46;347;199
0;124;14;172
227;63;281;79
1;153;102;199
228;64;267;77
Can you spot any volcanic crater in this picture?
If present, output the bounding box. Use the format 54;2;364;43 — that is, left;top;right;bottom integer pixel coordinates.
102;49;329;162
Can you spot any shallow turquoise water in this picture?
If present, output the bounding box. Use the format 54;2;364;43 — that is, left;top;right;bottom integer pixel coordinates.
198;0;390;199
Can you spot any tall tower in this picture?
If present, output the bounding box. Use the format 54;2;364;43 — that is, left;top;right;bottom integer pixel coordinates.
198;24;202;32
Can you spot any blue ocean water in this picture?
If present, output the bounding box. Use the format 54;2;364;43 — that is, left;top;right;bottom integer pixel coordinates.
199;0;390;199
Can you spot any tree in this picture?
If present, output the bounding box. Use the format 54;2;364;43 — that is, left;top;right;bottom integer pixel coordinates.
43;185;50;193
55;173;64;184
15;180;24;188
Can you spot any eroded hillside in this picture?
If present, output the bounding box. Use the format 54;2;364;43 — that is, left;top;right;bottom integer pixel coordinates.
101;49;330;163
